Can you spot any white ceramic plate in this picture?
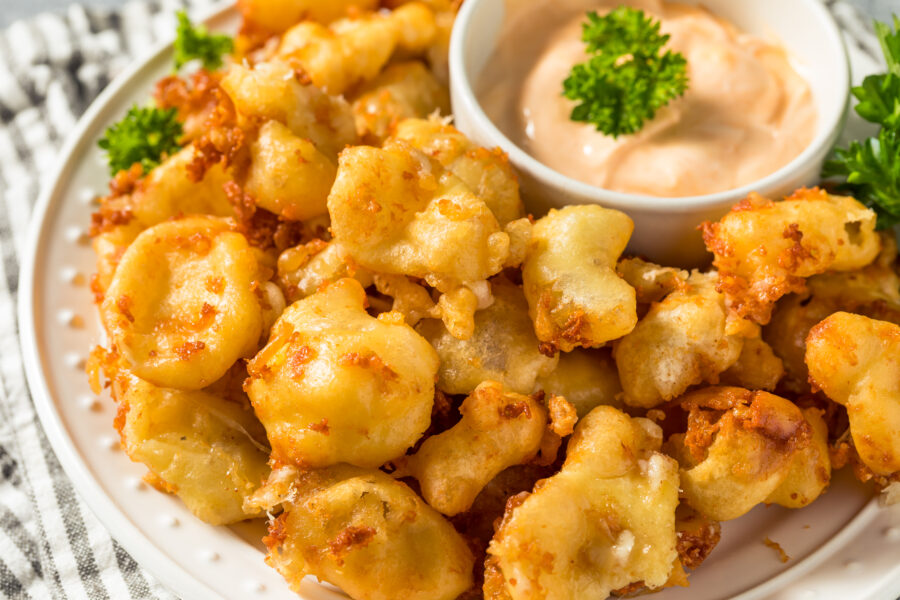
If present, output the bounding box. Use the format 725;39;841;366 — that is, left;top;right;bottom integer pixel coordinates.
16;3;900;599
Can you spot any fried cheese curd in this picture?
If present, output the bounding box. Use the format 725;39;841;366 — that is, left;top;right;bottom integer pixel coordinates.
92;144;233;239
276;239;374;303
417;277;557;395
244;119;337;221
666;387;824;521
394;381;549;516
764;234;900;392
245;278;439;468
351;61;450;143
522;205;638;354
614;271;744;408
806;312;900;479
485;406;680;599
327;137;511;338
237;0;379;36
391;117;525;227
533;348;623;417
276;3;437;95
220;60;357;159
701;188;880;329
100;216;267;390
250;464;474;600
89;349;269;525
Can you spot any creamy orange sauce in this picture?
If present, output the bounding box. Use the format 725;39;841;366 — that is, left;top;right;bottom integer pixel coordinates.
478;0;817;197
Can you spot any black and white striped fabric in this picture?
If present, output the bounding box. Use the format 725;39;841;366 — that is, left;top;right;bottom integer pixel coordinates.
0;1;888;599
0;3;218;598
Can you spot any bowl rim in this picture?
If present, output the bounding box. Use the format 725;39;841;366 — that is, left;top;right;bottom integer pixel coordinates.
448;0;851;212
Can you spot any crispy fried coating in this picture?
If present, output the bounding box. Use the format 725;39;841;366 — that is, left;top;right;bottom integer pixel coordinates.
701;188;880;328
485;406;679;600
154;70;225;143
718;336;784;391
327;141;508;340
93;145;234;233
91;221;143;298
220;61;357;158
100;217;264;390
376;274;484;340
617;257;688;305
394;381;548;516
328;143;508;286
533;348;622;417
93;349;269;525
521;205;637;354
237;0;379;35
614;272;744;408
674;504;721;570
417;277;557;395
668;387;812;520
244;120;337;221
764;236;900;392
351;62;450;142
391;117;524;227
806;312;900;476
277;3;436;95
245;278;438;468
276;239;374;303
381;0;459;78
765;407;831;508
251;465;474;600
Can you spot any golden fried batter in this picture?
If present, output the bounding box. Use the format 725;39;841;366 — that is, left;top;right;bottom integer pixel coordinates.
251;464;474;600
391;117;524;227
417;277;557;395
533;348;622;417
91;348;269;525
485;406;679;599
806;312;900;477
394;381;548;516
277;3;437;95
764;235;900;392
351;62;450;142
245;278;438;468
522;205;637;353
668;387;812;520
701;188;879;329
100;217;265;390
614;272;744;408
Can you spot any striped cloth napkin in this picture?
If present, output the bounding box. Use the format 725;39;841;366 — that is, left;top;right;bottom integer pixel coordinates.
0;3;216;598
0;1;887;599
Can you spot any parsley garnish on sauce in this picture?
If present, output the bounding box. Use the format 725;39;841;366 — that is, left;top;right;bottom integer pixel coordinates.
562;7;688;138
823;16;900;229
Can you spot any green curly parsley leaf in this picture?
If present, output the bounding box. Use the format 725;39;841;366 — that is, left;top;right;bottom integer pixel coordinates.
824;16;900;229
173;10;234;71
824;126;900;229
562;7;688;138
97;105;183;176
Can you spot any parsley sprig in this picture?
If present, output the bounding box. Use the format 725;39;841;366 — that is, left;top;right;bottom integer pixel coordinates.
562;7;688;138
97;12;234;176
173;10;234;71
823;16;900;229
97;105;183;176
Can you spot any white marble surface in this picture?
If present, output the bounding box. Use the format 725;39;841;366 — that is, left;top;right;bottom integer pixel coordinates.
0;0;896;28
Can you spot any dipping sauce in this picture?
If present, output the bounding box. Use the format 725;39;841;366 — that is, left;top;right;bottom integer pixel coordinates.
478;0;817;197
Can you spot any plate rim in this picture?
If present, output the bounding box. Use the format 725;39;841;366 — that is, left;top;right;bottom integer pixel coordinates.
13;3;887;600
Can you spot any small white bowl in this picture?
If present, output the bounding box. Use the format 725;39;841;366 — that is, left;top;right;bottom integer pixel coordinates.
449;0;850;266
